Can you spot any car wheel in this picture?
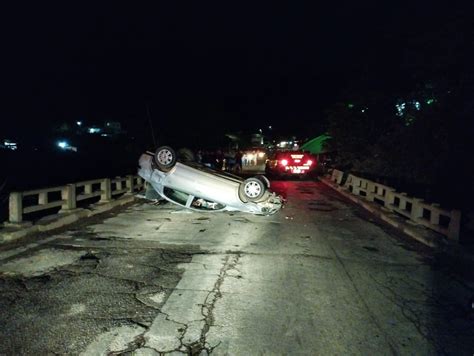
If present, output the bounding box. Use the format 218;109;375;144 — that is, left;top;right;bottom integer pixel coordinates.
256;175;271;188
153;146;177;171
240;177;266;202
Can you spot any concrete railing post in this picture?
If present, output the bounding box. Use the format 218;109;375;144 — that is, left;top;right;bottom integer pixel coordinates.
335;170;344;185
385;189;395;209
9;192;23;224
366;181;375;201
61;184;77;212
344;174;353;190
430;204;441;225
84;183;92;195
352;177;361;195
126;175;134;193
38;192;48;206
115;177;122;192
399;193;407;210
448;210;461;242
411;198;424;220
100;178;112;203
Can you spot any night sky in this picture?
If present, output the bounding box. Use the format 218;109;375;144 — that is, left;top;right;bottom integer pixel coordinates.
1;2;467;143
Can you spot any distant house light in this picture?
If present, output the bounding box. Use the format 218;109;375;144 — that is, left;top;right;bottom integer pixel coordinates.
88;127;101;134
57;140;78;152
76;121;82;126
2;140;18;151
58;141;68;149
396;102;406;116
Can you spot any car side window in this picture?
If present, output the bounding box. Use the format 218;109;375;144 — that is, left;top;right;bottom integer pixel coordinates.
191;197;225;210
163;187;190;206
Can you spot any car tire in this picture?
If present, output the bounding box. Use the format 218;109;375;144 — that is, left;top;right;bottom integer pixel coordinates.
255;174;271;188
240;177;266;202
153;146;177;172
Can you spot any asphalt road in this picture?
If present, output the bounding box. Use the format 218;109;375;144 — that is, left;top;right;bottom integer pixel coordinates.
0;180;473;355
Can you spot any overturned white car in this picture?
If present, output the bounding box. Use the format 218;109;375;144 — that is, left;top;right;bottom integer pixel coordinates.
138;146;283;215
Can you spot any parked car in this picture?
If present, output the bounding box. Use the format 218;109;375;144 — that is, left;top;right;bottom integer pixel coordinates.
266;150;316;177
138;146;283;215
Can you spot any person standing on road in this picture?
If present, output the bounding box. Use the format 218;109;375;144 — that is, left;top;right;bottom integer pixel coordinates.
234;150;243;172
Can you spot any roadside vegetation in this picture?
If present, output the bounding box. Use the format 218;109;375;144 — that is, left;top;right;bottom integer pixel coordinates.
325;13;473;209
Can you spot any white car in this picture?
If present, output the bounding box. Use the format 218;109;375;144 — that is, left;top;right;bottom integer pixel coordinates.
138;146;283;215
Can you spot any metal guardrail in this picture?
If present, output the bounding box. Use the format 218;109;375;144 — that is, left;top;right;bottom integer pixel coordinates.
329;169;461;241
7;175;144;224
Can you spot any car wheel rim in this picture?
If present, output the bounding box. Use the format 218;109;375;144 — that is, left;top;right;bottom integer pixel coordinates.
244;181;261;198
157;150;173;165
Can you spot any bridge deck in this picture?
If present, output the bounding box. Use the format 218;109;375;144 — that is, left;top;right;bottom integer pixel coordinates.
0;180;473;354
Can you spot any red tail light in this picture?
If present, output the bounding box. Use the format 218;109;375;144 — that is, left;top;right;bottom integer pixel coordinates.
280;159;288;166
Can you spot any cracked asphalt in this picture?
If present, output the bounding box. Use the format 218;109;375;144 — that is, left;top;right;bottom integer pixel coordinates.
0;180;473;355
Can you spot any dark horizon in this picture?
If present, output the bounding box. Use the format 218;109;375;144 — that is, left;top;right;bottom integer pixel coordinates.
3;2;470;144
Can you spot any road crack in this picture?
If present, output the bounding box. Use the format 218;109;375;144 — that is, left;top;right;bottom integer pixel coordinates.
180;254;240;355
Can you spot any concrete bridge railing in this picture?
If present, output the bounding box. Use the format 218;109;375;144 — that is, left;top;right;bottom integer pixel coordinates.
8;175;144;225
329;169;461;242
